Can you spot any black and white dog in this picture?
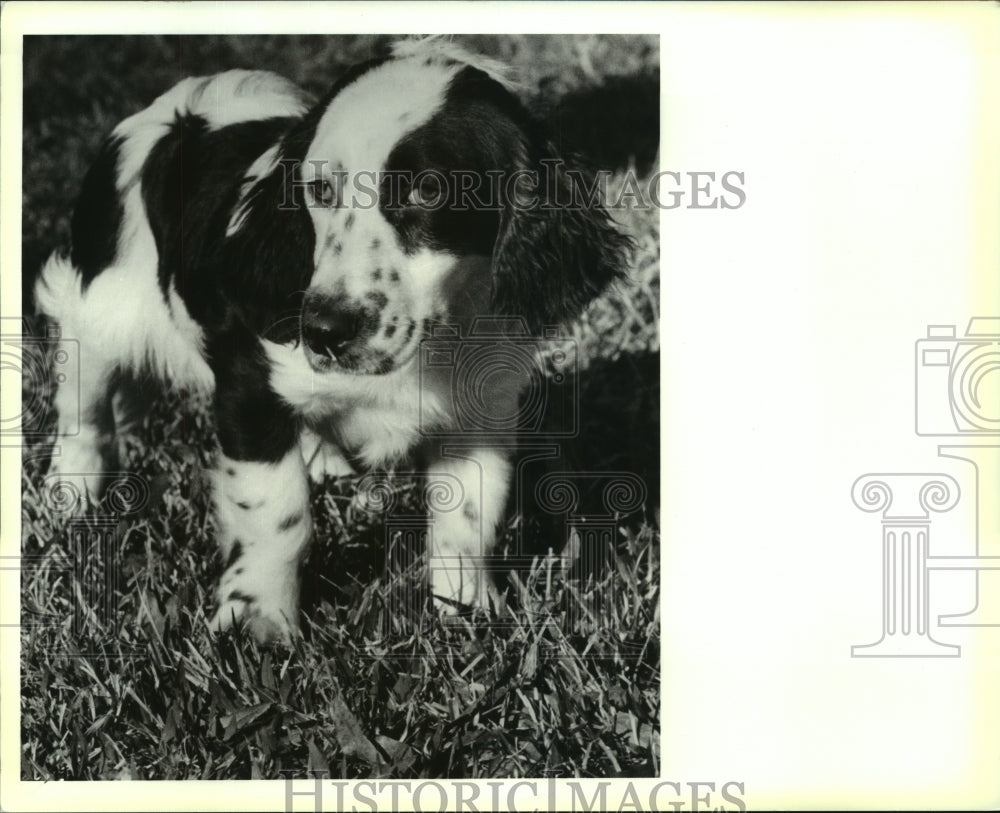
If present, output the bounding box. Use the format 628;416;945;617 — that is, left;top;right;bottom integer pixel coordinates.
36;39;629;642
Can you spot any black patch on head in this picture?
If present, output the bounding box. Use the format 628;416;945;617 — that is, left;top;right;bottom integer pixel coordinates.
384;323;396;338
381;68;519;257
226;540;244;568
71;135;125;290
382;65;631;331
226;467;236;476
277;510;304;531
372;268;382;281
389;269;400;283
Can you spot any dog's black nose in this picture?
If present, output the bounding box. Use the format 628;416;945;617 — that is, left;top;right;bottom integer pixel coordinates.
301;294;365;359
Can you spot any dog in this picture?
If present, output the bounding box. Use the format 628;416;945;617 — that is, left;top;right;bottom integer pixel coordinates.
34;39;630;643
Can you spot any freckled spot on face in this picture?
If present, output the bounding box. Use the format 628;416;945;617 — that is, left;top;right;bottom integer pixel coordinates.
404;320;415;343
334;241;343;255
374;354;394;375
392;315;399;324
325;232;336;248
384;323;396;338
389;269;400;283
372;268;382;282
366;291;388;309
370;237;381;250
344;213;355;230
226;467;236;476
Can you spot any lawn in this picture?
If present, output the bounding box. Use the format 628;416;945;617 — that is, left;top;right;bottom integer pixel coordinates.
18;34;661;780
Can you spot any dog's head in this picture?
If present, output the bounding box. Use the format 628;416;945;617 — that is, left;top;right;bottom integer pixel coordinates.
238;40;631;376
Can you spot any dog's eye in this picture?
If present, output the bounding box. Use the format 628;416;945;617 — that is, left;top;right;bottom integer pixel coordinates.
407;174;446;209
309;178;337;208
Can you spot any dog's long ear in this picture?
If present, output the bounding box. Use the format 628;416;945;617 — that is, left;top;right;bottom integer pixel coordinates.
217;144;315;342
491;142;632;332
218;59;392;341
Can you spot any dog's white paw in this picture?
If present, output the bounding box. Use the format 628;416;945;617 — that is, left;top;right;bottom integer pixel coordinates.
211;568;300;645
211;600;297;646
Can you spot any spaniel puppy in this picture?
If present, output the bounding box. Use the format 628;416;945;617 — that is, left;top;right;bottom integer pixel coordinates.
35;40;630;642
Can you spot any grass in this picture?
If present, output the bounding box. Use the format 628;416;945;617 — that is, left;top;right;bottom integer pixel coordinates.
18;34;660;780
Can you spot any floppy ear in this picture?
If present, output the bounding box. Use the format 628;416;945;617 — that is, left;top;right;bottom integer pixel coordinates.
218;148;315;342
216;59;392;341
491;144;632;332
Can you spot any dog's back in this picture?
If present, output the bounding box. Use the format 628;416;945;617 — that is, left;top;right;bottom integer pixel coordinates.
35;71;308;388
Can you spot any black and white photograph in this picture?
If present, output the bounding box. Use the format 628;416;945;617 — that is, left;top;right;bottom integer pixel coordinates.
14;30;660;781
3;3;999;811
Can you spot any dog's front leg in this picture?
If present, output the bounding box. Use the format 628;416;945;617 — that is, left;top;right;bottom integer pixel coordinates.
207;336;311;644
424;446;512;610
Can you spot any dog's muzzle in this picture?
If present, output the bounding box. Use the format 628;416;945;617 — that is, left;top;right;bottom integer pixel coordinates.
301;291;379;373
